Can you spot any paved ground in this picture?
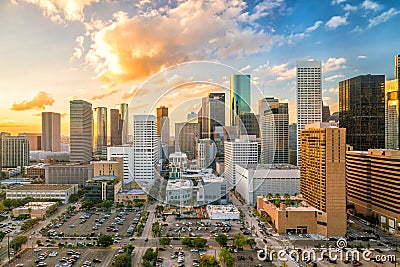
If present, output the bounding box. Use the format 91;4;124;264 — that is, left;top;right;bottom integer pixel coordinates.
4;248;117;267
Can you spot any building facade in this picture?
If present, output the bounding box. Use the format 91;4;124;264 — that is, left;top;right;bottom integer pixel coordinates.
346;149;400;234
230;75;251;126
120;103;129;145
1;134;29;168
235;164;300;206
107;146;135;183
93;107;107;157
175;122;200;159
385;79;399;149
300;123;347;237
41;112;61;152
236;112;259;138
110;109;122;146
84;175;122;201
288;123;297;165
18;133;41;151
45;164;93;185
296;61;322;165
200;93;225;139
6;184;78;204
197;139;216;169
339;74;385;151
70;100;93;162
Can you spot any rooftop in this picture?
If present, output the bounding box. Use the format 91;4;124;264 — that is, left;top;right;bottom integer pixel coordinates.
237;164;299;170
166;180;192;190
91;175;118;181
118;188;147;195
206;205;239;214
9;184;77;191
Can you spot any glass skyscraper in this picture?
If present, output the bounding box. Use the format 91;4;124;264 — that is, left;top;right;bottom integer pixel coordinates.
230;74;251;126
385;79;399;149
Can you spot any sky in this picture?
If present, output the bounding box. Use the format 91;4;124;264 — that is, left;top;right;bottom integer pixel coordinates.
0;0;399;136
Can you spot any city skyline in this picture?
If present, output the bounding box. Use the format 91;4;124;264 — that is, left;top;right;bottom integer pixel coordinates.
1;0;400;136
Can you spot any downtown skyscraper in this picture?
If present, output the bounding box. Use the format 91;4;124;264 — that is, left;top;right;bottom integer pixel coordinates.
41;112;61;152
230;74;251;126
70;100;93;162
386;55;400;149
93;107;107;157
339;74;385;151
120;103;129;144
200;93;225;138
296;61;322;165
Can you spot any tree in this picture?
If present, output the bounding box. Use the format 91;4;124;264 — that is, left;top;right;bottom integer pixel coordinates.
219;248;235;267
233;234;246;249
124;244;135;255
155;205;164;214
284;193;290;200
267;193;273;200
97;234;114;247
199;254;219;267
215;234;228;247
0;231;5;242
159;237;171;247
68;193;79;203
10;235;28;251
192;237;207;248
274;193;280;199
246;237;256;247
152;222;162;237
114;253;131;267
182;237;192;247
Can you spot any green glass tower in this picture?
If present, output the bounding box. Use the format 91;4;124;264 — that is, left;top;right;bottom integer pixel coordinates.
230;74;251;126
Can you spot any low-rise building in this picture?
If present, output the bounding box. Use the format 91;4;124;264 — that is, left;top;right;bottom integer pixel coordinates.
12;202;57;219
23;163;46;179
84;175;122;201
166;180;192;206
45;163;93;186
6;184;78;204
115;188;148;205
206;205;240;220
196;175;228;205
235;164;300;206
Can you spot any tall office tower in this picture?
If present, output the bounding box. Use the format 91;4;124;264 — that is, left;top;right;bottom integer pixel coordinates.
132;115;158;184
346;149;400;232
156;106;168;135
322;104;331;122
187;112;198;122
120;103;129;144
236;113;259;137
300;122;346;237
339;74;385;151
175;122;200;160
260;97;289;164
160;117;170;144
70;100;93;162
18;133;41;150
296;61;322;165
41;112;61;152
93;107;107;157
288;123;297;165
385;79;400;149
230;74;251;126
0;133;29;168
395;55;399;80
110;109;122;146
197;139;216;169
107;146;135;183
200;93;225;138
224;135;258;189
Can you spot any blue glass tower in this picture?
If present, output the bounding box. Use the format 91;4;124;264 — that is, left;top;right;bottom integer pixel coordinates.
230;74;251;126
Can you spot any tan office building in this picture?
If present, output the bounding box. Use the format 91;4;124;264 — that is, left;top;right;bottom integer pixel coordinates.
42;112;61;152
300;122;347;237
92;160;123;181
346;149;400;234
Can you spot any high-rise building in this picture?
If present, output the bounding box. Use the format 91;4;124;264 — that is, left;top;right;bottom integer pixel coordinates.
41;112;61;152
70;100;93;162
230;75;251;126
0;133;29;168
107;146;135;183
296;61;322;165
132;115;158;184
187;112;198;122
175;122;200;160
110;109;122;146
197;139;216;169
395;54;400;80
18;133;41;151
120;103;129;144
200;93;225;138
322;104;331;122
156;106;168;135
385;79;400;149
339;74;385;151
93;107;107;157
300;122;346;237
236;113;259;138
288;123;297;165
346;149;400;234
224;135;258;189
260;97;288;164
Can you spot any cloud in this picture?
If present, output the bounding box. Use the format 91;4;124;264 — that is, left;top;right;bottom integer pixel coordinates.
324;87;339;94
286;20;323;44
357;55;367;59
351;25;363;32
10;91;55;111
305;21;323;33
367;8;400;29
325;74;345;81
90;88;119;100
253;62;296;83
69;36;85;62
361;0;382;11
326;14;349;29
239;65;251;73
85;1;284;88
331;0;346;5
241;0;287;22
323;57;347;72
16;0;99;23
343;4;358;12
122;85;149;100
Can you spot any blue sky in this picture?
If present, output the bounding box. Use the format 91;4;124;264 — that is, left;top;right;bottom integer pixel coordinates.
0;0;399;135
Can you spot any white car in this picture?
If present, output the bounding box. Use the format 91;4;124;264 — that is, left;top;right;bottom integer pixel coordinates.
34;248;42;252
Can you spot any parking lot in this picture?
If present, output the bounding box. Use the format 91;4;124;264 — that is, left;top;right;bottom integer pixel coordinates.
5;248;117;267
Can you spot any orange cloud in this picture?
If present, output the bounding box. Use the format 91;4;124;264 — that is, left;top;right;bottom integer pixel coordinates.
330;102;339;113
91;88;119;100
122;86;149;100
85;1;282;88
10;91;55;111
